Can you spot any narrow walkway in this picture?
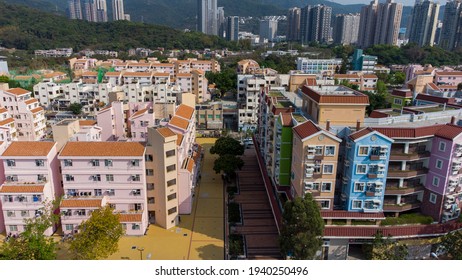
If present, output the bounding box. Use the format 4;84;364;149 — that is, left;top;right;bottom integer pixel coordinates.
234;148;282;260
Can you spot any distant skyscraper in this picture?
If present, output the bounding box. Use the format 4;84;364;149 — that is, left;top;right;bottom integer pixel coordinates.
96;0;108;22
112;0;125;21
333;13;360;45
197;0;219;36
358;0;402;48
440;0;462;50
217;7;225;38
287;7;301;42
68;0;83;20
300;4;332;44
408;0;440;47
226;16;239;41
83;0;97;22
259;19;278;43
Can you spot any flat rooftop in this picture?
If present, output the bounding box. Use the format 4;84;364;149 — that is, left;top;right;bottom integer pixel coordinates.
307;85;361;96
302;85;369;105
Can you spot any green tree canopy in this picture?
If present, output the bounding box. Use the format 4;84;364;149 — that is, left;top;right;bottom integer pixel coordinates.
368;231;408;260
279;193;324;260
440;230;462;260
213;154;244;176
69;206;124;260
210;136;244;157
0;200;60;260
69;102;83;115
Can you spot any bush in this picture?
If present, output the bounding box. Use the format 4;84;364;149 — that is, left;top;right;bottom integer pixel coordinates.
381;213;433;226
229;234;244;257
228;202;241;224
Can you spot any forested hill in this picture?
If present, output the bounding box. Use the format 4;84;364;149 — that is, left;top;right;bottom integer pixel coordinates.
0;2;231;51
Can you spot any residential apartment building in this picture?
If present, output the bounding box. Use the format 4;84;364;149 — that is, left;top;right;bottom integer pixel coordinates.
300;85;369;127
59;142;148;235
112;0;126;21
291;120;342;210
333;14;360;46
333;73;378;92
408;0;440;47
226;16;239;41
300;4;332;44
342;128;393;212
52;119;102;151
296;58;343;75
0;87;46;141
287;7;301;42
422;124;462;222
0;142;61;236
259;19;278;43
197;0;219;35
0;107;17;142
97;102;126;141
351;49;378;74
440;0;462;50
196;102;223;130
358;0;403;48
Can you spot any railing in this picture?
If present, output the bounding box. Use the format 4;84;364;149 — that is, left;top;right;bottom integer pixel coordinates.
385;185;425;195
387;168;428;178
389;151;431;161
383;202;422;212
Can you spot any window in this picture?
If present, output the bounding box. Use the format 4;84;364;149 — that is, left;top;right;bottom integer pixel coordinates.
429;193;437;204
314;163;321;174
32;195;41;202
131;175;141;181
132;224;141;230
315;146;323;155
312;183;320;191
323;164;334;174
132;189;141;196
7;211;15;217
352;200;363;209
146;169;154;176
6;175;18;182
64;159;73;167
6;159;15;167
319;200;330;209
167;193;177;201
94;189;102;196
65;175;74;182
147;183;154;190
432;176;439;187
92;174;101;182
325;146;335;156
356;164;367;174
354;182;365;192
106;174;114;182
9;225;17;232
436;159;443;169
21;210;29;217
105;159;113;167
145;154;153;162
166;150;175;157
321;182;332;192
439;142;446;152
131;159;140;167
166;164;176;173
167;179;176;187
91;160;100;167
394;98;402;105
106;189;115;196
65;224;74;231
35;159;44;167
37;174;46;182
148;197;155;204
168;207;177;215
358;146;369;156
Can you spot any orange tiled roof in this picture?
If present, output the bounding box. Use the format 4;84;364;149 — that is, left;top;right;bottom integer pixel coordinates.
130;108;148;119
5;88;30;96
280;113;293;127
123;72;153;77
61;199;102;208
293;120;321;139
79;120;97;126
349;127;375;141
176;73;192;78
363;74;378;79
176;133;184;146
175;104;194;120
169;116;189;130
104;72;122;77
373;125;446;139
2;141;55;157
119;213;142;222
153;73;170;77
31;107;44;114
60;142;144;157
436;71;462;76
0;108;8;113
0;185;45;193
435;124;462;140
25;98;38;105
157;127;177;138
0;117;14;126
301;86;369;105
186;157;195;173
82;71;98;76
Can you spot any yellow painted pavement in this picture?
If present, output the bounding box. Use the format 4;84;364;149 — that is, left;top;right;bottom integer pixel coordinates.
108;138;224;260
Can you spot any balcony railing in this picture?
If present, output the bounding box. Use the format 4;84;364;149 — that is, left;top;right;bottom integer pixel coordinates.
389;151;431;161
385;185;425;195
383;202;422;212
387;168;428;178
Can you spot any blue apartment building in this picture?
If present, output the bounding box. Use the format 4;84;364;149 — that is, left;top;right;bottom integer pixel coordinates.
342;128;394;212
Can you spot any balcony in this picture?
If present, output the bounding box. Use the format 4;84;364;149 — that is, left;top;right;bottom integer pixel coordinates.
385;185;425;195
383;202;422;212
389;151;431;161
387;168;428;178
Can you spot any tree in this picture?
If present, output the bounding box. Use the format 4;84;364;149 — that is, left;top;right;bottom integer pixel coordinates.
363;91;389;115
213;154;244;176
440;230;462;259
0;75;9;83
458;83;462;91
279;193;324;260
68;102;83;115
0;200;60;260
210;136;244;157
69;206;124;260
368;231;408;260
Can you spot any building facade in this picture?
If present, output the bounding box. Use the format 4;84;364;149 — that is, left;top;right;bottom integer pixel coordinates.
333;14;360;45
408;0;440;47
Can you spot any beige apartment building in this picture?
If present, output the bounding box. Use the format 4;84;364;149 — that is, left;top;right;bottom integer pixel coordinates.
291;120;342;210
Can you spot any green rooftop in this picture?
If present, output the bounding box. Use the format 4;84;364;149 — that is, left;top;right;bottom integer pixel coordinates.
292;114;307;123
276;100;294;108
268;91;284;97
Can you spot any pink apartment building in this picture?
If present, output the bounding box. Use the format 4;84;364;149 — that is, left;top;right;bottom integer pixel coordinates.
129;105;155;142
0;87;46;141
58;142;148;236
97;102;126;141
434;71;462;86
0;141;9;233
0;107;18;142
0;142;62;236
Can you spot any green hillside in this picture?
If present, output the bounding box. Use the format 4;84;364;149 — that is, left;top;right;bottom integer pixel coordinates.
0;1;231;51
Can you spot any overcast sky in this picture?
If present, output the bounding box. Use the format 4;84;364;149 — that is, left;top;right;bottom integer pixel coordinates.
329;0;447;6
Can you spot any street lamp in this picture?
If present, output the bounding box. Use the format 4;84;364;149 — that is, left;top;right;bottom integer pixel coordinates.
137;247;144;260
